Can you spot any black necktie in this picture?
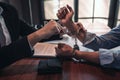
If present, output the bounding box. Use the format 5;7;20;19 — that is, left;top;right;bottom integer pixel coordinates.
0;23;6;47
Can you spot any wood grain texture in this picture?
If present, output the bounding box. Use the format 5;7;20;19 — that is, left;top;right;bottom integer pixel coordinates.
0;58;120;80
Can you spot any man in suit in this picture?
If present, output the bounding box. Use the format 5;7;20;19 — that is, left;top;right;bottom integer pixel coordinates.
0;2;59;69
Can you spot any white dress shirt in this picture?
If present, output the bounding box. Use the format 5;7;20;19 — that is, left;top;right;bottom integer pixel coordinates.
0;7;11;46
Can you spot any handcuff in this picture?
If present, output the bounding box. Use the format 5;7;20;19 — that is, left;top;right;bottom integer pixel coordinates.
72;35;86;63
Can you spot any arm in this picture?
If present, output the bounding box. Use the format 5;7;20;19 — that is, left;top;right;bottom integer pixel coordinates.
27;20;59;47
74;50;99;64
0;20;59;69
56;43;120;69
83;25;120;51
0;2;60;69
55;43;99;64
57;5;87;42
57;5;78;35
57;5;120;51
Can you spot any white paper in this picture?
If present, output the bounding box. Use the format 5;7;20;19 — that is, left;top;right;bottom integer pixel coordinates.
33;43;57;57
33;35;94;58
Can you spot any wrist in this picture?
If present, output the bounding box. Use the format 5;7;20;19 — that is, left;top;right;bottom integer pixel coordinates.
27;32;40;47
66;21;78;35
65;20;74;27
76;28;87;42
72;48;78;58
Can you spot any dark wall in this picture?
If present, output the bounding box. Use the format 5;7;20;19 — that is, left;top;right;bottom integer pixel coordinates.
0;0;41;25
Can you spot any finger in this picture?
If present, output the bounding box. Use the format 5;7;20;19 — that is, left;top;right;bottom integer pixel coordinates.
66;4;74;13
61;7;68;18
57;9;62;19
55;47;62;56
58;43;65;49
76;22;83;28
76;22;86;31
57;9;64;19
55;47;59;53
58;7;66;19
62;7;68;18
64;7;69;14
60;7;66;19
57;13;63;19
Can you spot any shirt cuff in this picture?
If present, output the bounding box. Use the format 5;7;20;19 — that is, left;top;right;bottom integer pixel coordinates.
99;49;114;66
83;32;96;46
27;39;34;51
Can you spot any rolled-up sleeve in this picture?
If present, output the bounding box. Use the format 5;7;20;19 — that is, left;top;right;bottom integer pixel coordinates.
99;49;114;66
83;25;120;51
99;47;120;69
83;32;96;45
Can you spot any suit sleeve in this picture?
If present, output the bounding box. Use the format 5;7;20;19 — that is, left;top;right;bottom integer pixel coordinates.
19;19;36;36
0;2;36;69
0;36;33;69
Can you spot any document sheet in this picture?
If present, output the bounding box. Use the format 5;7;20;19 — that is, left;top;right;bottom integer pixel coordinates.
33;43;57;57
33;35;94;58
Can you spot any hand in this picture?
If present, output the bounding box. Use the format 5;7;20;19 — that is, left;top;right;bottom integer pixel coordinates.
57;5;79;35
75;22;87;42
57;5;74;26
27;20;60;47
55;43;74;57
40;20;59;39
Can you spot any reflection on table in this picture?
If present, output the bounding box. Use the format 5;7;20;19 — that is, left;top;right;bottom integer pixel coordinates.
0;58;120;80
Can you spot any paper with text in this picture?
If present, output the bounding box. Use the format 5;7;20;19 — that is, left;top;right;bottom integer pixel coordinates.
33;43;57;57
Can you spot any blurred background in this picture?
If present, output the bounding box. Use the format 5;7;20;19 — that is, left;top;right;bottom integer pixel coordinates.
0;0;120;35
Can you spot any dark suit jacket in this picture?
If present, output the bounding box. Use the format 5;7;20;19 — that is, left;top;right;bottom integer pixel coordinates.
0;2;36;69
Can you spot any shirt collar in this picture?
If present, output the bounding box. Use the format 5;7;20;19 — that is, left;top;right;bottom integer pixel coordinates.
0;7;3;15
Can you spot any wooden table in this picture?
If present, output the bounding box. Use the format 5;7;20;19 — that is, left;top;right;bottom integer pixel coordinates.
0;58;120;80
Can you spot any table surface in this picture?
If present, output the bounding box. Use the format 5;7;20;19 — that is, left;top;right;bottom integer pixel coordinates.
0;58;120;80
0;25;113;80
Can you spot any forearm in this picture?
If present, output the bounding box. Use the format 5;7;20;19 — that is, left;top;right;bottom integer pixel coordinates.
65;21;78;35
27;29;47;47
75;50;100;64
28;20;59;47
